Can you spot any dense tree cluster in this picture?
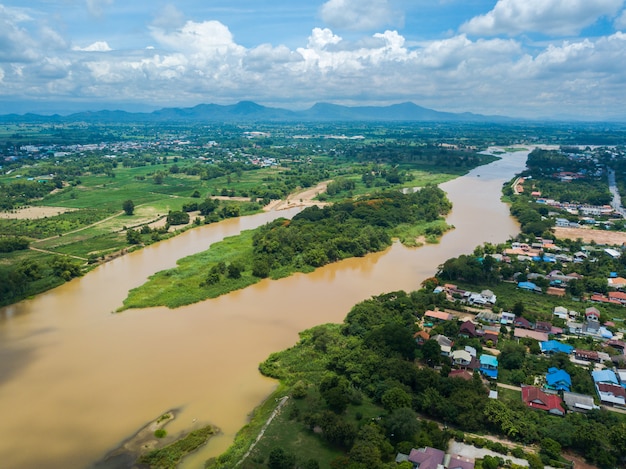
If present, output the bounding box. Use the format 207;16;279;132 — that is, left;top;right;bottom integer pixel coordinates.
251;187;451;277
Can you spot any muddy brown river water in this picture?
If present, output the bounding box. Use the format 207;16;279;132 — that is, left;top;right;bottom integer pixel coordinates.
0;150;529;468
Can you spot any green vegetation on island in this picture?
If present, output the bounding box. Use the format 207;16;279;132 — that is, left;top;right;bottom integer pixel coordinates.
121;186;452;310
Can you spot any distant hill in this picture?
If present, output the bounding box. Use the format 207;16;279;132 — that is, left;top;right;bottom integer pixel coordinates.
0;101;510;123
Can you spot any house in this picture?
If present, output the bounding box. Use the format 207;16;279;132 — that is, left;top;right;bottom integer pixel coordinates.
540;340;574;355
521;385;566;416
451;350;473;368
585;307;601;322
482;330;499;347
400;447;474;469
553;306;569;320
608;291;626;304
480;289;497;304
500;311;515;324
574;349;600;362
518;281;542;292
514;328;549;342
536;321;552;333
608;277;626;289
414;331;430;345
424;310;454;323
546;287;566;297
459;321;478;338
545;367;572;392
592;369;619;385
408;447;445;469
475;311;500;324
607;340;626;352
514;316;533;330
563;392;598;413
596;383;626;406
432;334;453;357
479;354;498;379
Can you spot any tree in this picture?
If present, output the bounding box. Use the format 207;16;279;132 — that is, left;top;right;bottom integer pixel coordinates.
268;447;295;469
122;199;134;215
540;438;561;464
421;339;441;366
166;211;190;225
381;387;412;412
126;229;141;245
385;407;420;442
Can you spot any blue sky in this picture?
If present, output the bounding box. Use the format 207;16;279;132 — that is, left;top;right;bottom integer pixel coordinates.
1;0;626;119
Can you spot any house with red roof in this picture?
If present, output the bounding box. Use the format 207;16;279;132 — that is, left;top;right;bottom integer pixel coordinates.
585;307;601;322
521;385;565;416
414;330;430;345
608;291;626;304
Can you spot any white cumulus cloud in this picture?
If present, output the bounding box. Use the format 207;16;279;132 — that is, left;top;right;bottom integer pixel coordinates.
320;0;403;31
461;0;624;36
73;41;112;52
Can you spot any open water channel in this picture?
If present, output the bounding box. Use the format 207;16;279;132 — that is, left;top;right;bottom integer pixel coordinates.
0;149;529;468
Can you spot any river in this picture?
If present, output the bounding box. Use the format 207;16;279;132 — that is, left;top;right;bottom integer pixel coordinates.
0;149;528;468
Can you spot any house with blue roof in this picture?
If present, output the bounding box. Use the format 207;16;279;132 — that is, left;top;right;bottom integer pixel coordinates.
545;367;572;392
540;340;574;355
518;281;542;292
592;369;619;385
479;354;498;379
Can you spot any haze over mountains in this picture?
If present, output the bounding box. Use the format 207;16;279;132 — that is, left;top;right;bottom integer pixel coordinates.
0;101;512;123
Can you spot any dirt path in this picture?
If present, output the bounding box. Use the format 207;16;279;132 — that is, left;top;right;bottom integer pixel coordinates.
235;396;289;467
29;246;87;261
33;210;126;244
264;181;330;211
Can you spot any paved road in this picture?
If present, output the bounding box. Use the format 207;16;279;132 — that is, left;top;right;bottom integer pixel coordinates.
608;168;626;218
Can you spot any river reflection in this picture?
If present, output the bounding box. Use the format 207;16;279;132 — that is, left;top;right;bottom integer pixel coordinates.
0;150;528;469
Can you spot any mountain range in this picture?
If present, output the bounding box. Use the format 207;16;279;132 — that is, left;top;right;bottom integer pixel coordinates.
0;101;511;123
